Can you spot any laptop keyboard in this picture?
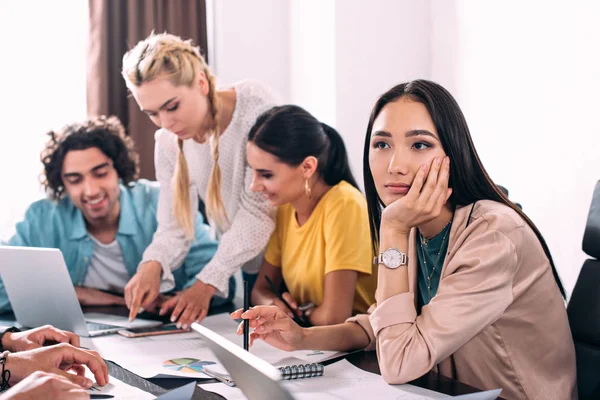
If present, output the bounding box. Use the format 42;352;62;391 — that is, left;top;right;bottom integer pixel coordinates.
86;322;119;331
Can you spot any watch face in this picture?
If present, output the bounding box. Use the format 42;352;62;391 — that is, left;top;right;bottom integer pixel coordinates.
383;249;402;268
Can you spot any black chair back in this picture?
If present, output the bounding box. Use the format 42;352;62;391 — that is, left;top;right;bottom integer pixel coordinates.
567;180;600;400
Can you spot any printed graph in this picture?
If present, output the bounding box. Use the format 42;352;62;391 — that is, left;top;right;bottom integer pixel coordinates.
163;357;216;374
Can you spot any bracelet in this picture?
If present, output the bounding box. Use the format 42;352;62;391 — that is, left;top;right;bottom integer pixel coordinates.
0;327;20;353
0;351;10;391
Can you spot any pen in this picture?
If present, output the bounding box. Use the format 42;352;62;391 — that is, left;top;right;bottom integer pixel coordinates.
90;395;115;399
264;275;308;327
243;279;249;351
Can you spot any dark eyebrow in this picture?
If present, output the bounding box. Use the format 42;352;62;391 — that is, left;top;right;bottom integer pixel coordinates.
371;130;392;138
62;172;82;180
62;162;111;179
255;169;272;174
140;97;177;113
406;129;437;139
371;129;439;141
90;162;111;172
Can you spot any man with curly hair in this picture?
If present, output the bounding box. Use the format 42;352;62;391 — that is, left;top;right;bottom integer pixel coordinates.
0;116;232;313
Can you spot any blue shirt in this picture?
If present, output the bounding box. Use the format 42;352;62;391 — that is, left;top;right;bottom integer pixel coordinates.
0;179;219;312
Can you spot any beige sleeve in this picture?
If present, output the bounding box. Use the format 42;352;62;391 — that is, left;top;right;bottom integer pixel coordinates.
345;303;378;351
368;220;518;384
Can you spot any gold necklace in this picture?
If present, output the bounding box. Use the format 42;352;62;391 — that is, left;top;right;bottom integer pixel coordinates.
418;223;451;301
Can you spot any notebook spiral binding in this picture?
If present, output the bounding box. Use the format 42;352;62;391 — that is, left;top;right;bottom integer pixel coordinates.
278;363;324;380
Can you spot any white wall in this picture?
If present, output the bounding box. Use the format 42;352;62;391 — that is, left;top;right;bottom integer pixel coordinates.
211;0;291;101
215;0;433;187
213;0;599;295
429;0;460;96
446;1;600;293
289;0;336;126
335;0;432;188
0;1;88;240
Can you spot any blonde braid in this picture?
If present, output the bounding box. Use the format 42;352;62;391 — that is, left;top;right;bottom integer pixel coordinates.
173;139;194;239
205;71;230;229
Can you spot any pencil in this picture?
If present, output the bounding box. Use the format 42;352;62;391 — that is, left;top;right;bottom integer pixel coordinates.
243;279;249;351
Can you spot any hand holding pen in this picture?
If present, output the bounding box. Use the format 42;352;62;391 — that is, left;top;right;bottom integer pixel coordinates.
264;276;311;328
273;292;299;319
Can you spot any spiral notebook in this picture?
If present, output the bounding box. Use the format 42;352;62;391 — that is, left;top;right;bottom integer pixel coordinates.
204;362;325;386
278;363;324;380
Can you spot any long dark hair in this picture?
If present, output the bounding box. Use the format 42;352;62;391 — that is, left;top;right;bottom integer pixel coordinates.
363;80;566;298
249;105;359;189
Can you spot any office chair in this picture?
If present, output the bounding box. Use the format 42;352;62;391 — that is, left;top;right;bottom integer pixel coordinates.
497;185;522;210
567;180;600;400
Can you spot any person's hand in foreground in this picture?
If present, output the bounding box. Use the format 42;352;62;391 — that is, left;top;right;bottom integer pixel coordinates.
1;325;80;352
4;343;109;388
0;371;91;400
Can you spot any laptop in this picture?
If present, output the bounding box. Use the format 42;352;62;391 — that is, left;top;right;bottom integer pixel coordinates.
191;322;295;400
0;246;162;337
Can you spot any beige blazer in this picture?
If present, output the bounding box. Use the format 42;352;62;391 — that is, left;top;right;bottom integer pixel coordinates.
348;200;577;400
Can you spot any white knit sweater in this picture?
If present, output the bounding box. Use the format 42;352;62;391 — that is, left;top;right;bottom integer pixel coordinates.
141;80;278;297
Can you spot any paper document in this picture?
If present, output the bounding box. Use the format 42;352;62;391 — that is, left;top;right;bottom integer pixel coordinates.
202;359;451;399
82;332;217;379
452;389;502;400
202;358;502;400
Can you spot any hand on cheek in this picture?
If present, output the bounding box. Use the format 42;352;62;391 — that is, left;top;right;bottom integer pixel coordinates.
381;156;451;233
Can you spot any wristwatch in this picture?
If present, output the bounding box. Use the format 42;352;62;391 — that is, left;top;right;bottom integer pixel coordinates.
374;248;407;269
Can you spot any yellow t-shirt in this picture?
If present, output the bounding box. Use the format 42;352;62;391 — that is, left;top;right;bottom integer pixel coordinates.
264;181;376;314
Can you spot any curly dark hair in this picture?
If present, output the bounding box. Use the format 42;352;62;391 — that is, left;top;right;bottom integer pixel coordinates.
41;115;140;200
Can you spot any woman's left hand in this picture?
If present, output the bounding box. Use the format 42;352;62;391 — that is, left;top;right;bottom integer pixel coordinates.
381;156;452;234
159;280;215;328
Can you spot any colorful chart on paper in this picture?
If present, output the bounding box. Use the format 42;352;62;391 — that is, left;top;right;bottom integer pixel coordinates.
162;358;216;374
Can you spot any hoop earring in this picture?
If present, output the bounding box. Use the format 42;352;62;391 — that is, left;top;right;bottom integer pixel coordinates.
304;178;312;201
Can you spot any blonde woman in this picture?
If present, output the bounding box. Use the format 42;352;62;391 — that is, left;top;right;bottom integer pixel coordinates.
121;32;277;328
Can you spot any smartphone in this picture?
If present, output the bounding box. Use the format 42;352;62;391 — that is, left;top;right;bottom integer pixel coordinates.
117;323;191;338
298;302;315;312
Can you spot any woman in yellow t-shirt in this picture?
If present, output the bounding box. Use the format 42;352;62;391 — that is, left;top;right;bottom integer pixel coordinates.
247;105;376;326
